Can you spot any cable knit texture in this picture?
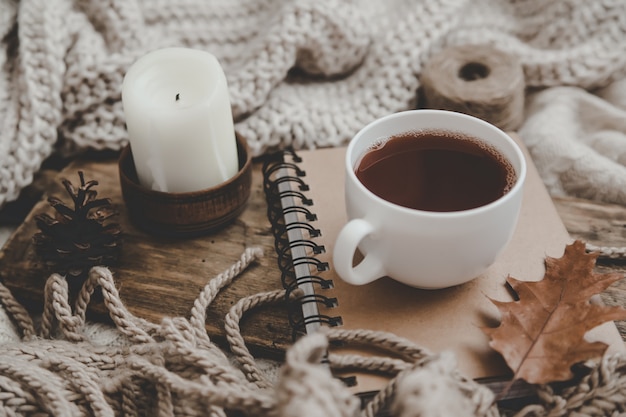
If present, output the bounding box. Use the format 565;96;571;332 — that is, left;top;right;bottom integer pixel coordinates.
521;83;626;205
1;0;626;207
1;1;626;415
0;248;624;416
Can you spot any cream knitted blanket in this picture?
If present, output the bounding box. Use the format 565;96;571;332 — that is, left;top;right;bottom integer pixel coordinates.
0;248;625;417
1;2;626;414
1;0;626;208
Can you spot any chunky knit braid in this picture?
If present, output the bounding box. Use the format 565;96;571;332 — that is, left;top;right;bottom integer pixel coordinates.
0;247;626;416
1;0;625;207
0;246;491;416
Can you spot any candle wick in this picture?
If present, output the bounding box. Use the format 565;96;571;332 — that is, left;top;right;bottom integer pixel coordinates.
176;93;180;102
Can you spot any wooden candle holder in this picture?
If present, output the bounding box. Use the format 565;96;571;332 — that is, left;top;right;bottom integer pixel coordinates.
118;134;252;237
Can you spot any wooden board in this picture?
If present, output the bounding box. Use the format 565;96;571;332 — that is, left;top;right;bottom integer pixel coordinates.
552;196;626;339
0;155;293;357
553;196;626;248
1;154;626;358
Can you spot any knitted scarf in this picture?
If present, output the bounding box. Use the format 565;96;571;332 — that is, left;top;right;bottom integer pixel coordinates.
1;0;625;207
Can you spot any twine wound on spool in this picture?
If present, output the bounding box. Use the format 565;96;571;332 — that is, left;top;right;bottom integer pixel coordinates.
420;45;525;131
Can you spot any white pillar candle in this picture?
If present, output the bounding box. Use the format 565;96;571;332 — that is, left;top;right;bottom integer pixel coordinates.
122;47;238;193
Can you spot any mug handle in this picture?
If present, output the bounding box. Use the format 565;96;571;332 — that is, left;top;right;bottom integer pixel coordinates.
333;218;386;285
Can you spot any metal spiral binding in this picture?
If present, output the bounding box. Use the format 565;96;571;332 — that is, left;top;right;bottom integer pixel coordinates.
262;149;342;338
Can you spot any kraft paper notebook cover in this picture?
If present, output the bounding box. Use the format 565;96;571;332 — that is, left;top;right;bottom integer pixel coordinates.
262;135;624;395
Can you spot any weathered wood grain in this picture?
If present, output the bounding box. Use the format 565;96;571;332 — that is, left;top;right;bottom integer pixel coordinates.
553;196;626;249
0;155;293;358
2;158;626;354
553;196;626;339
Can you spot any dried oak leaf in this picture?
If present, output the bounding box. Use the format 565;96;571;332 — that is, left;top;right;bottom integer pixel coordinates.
483;240;626;385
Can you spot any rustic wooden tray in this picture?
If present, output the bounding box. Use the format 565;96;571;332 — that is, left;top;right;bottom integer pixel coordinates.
0;154;293;358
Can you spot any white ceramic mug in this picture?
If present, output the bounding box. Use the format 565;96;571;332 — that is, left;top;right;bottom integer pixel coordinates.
333;110;527;289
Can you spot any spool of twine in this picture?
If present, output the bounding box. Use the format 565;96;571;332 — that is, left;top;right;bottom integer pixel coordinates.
420;45;526;131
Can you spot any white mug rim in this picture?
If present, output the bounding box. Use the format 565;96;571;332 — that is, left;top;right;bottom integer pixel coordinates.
346;110;527;219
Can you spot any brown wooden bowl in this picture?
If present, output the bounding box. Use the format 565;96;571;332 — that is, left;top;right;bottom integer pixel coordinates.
118;134;252;237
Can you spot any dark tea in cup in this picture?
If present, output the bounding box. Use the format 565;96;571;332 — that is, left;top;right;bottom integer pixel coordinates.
333;110;527;288
354;130;517;212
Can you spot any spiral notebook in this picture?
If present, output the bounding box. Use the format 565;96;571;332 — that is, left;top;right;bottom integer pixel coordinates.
262;136;625;396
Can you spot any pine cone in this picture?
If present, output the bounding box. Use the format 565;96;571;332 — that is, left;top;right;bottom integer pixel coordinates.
33;171;122;280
